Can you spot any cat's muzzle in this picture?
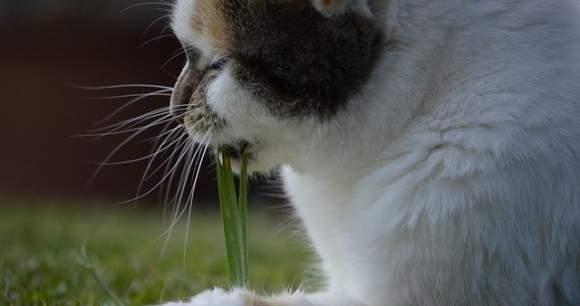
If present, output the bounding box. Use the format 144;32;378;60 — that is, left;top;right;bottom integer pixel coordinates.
171;58;228;131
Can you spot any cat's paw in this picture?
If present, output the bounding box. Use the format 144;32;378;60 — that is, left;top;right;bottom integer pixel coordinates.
157;288;245;306
188;288;245;306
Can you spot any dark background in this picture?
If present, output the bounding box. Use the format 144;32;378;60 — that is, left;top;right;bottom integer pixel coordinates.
0;0;272;206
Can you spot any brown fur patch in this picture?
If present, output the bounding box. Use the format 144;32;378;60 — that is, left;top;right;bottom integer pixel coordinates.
190;0;231;51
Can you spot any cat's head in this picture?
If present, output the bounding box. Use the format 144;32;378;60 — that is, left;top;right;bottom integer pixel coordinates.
170;0;392;172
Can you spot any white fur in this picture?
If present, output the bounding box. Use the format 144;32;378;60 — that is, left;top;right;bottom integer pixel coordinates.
163;0;580;305
160;289;244;306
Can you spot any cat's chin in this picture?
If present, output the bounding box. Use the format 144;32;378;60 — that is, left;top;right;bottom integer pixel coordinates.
228;154;278;176
216;140;279;175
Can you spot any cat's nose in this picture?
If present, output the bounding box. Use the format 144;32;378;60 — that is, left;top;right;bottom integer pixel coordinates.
171;64;195;125
170;85;192;125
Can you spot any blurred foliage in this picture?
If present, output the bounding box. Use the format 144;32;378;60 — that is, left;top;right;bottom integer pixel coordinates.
0;206;314;306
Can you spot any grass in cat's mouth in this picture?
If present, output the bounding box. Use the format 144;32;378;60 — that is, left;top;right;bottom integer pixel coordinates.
217;145;250;286
221;140;251;161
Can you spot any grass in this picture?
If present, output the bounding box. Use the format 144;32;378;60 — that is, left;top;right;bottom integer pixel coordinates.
216;151;249;286
0;204;310;306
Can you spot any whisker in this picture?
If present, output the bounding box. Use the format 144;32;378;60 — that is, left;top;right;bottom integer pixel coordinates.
183;134;212;268
88;105;185;136
82;113;174;139
160;24;173;36
159;131;212;257
69;84;173;91
141;34;175;48
162;132;207;220
152;7;174;15
144;14;172;35
121;1;174;14
139;124;183;143
158;135;192;217
172;133;210;219
160;134;196;223
116;137;196;205
94;132;186;166
158;138;197;256
144;122;203;181
93;92;172;100
136;126;185;205
94;90;174;126
161;49;186;69
88;114;175;184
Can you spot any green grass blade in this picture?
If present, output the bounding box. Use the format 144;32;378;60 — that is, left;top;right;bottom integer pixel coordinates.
238;153;249;284
216;150;247;286
76;247;127;306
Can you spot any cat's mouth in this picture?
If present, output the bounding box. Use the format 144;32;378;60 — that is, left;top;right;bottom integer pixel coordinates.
221;140;251;160
219;140;254;172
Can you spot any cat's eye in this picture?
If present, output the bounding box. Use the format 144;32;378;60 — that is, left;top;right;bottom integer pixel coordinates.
206;57;227;72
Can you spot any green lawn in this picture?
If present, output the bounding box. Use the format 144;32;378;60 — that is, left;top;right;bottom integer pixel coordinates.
0;204;312;306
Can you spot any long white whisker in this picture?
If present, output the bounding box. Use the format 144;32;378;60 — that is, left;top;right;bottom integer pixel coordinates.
88;114;174;184
152;8;174;15
69;84;173;91
169;131;210;222
170;140;198;235
81;116;174;142
160;138;185;223
93;92;172;100
136;126;185;204
160;133;197;223
121;2;174;14
159;130;212;257
116;138;196;205
95;89;174;125
81;116;176;139
140;125;183;142
88;106;184;136
95;132;186;166
161;49;186;69
183;133;212;268
159;134;193;216
144;14;172;35
144;122;203;181
159;138;197;256
141;34;174;48
160;24;173;36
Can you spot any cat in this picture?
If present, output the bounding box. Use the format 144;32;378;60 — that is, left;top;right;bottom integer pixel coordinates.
160;0;580;305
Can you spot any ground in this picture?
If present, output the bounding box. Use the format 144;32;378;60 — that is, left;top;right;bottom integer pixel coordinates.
0;203;310;306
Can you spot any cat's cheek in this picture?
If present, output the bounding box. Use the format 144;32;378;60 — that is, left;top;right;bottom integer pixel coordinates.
207;70;255;122
205;69;277;140
246;149;282;174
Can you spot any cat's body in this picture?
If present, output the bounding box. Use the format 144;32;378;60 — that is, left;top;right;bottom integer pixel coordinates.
162;0;580;305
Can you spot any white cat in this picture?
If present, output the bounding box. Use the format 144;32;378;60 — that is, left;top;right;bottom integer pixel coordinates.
161;0;580;305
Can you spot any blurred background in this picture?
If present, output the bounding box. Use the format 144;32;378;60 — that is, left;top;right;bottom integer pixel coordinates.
0;0;272;204
0;2;303;305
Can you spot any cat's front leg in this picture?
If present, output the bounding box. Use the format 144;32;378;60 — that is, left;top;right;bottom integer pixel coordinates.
157;288;363;306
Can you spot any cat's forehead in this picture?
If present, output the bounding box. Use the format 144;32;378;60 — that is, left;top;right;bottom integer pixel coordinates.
172;0;224;56
172;0;316;57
